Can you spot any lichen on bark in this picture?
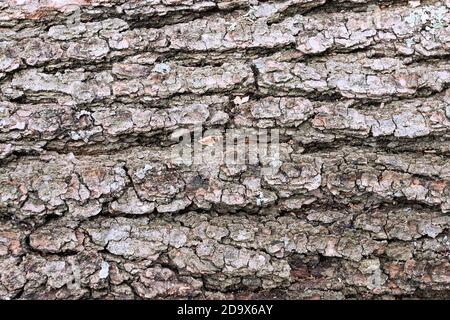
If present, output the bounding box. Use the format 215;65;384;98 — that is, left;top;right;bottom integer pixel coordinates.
0;0;449;300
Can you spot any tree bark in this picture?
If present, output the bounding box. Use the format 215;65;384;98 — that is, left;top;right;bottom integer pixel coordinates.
0;0;449;299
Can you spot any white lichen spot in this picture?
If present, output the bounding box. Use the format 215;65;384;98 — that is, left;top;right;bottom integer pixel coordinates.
69;131;81;141
152;63;171;74
405;5;447;30
405;38;415;48
255;191;276;206
135;164;153;179
98;261;109;279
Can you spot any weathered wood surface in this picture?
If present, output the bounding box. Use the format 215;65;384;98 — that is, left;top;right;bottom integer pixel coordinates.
0;0;449;299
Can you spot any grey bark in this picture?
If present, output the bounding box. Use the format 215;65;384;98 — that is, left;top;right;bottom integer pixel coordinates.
0;0;449;299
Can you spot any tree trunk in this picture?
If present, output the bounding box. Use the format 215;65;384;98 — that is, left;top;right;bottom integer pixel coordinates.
0;0;449;299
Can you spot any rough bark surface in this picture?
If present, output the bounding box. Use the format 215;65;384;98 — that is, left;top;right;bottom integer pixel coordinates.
0;0;449;300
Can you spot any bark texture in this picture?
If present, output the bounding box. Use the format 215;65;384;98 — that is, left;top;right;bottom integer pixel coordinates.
0;0;449;299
